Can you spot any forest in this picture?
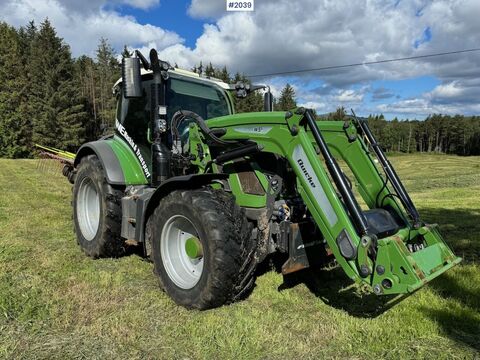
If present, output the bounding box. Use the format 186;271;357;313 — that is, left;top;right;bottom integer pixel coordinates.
0;19;479;158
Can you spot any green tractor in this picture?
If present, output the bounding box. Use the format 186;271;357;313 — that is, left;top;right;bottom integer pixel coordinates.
69;49;460;309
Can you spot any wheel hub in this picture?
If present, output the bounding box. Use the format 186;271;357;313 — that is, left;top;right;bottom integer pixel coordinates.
185;236;203;259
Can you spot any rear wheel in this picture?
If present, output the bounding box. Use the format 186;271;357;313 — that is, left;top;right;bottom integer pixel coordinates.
151;188;256;309
73;155;125;258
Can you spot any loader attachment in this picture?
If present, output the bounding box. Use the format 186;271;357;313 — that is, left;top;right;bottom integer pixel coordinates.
285;108;461;296
370;225;461;295
205;108;461;296
349;112;461;294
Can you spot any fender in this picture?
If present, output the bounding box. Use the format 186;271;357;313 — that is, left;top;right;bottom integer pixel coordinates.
144;173;230;221
74;136;149;186
75;140;125;185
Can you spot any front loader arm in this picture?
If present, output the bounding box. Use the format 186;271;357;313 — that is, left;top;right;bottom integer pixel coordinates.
204;110;460;295
206;111;370;282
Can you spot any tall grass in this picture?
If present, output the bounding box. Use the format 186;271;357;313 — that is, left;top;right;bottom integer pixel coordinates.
0;155;479;359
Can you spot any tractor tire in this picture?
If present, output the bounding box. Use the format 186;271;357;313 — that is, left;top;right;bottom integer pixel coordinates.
73;154;125;258
151;188;256;310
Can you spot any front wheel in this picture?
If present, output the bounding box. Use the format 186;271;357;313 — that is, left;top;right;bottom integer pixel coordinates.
73;155;125;258
151;189;256;309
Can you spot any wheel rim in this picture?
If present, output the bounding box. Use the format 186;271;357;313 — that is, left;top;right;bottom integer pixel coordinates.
76;177;100;241
161;215;204;289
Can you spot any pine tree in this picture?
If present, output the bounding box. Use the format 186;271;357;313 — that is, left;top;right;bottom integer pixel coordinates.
74;55;98;141
16;21;37;155
216;66;230;83
330;106;347;121
95;38;120;130
0;22;31;157
29;19;86;151
17;20;37;60
276;83;297;111
205;62;215;77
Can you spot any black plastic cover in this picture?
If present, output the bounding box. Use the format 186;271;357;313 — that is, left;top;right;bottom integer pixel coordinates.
336;229;357;260
363;208;402;238
122;57;142;98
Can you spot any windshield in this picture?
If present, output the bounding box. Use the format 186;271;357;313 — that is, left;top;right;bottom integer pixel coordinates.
167;77;231;120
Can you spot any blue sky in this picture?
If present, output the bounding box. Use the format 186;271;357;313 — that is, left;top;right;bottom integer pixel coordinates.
123;0;204;48
2;0;479;119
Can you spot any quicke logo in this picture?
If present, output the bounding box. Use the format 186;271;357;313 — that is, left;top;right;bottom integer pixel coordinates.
297;159;316;188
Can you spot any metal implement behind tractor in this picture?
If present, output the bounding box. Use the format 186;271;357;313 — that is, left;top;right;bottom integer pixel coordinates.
67;49;460;309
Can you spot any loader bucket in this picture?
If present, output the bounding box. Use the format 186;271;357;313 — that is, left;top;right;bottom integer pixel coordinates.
371;224;461;295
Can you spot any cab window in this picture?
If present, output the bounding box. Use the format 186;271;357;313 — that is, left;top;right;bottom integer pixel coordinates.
167;78;230;120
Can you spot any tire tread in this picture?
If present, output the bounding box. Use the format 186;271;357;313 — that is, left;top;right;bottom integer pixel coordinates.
151;188;257;309
73;155;125;258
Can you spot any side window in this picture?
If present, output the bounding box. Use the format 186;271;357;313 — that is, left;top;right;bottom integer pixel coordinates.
117;81;152;163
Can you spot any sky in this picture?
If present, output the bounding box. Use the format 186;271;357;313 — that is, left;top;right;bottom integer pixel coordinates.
1;0;480;119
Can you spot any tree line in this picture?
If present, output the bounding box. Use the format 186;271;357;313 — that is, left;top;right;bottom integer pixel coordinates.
327;107;480;155
0;19;478;158
0;19;122;158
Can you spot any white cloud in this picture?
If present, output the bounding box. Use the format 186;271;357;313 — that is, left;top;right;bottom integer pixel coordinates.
162;0;438;84
427;81;464;100
45;0;160;14
376;76;480;117
334;89;364;103
187;0;225;19
265;83;282;99
122;0;159;10
298;101;327;113
378;95;480;116
378;98;432;115
0;0;179;57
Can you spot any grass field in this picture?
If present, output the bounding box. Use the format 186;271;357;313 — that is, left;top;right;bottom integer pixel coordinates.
0;154;479;359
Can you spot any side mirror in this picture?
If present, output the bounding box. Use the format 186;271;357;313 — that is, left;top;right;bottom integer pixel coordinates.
264;90;273;112
122;57;142;98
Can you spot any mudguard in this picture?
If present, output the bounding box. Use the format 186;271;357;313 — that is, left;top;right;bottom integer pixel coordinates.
74;136;149;186
124;173;229;244
144;173;230;220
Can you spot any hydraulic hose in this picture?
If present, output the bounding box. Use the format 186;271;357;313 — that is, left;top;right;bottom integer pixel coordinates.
171;110;238;146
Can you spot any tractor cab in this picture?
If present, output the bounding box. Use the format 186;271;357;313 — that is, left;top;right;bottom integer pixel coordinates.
114;51;272;186
113;68;234;171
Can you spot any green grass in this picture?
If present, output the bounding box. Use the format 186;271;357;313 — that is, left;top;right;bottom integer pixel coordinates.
0;155;479;359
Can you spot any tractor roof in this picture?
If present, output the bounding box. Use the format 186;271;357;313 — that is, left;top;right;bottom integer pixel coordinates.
113;67;230;91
